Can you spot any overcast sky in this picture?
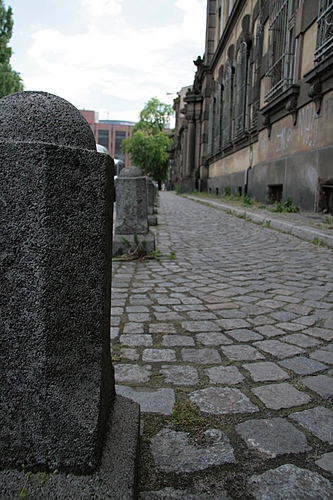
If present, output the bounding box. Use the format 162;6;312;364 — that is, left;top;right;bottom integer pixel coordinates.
7;0;206;123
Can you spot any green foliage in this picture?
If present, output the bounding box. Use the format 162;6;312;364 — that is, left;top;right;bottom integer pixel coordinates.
121;233;146;259
167;250;176;260
133;97;173;134
172;400;208;432
271;196;300;213
122;98;174;183
0;1;23;97
175;182;181;195
223;185;230;196
241;194;253;207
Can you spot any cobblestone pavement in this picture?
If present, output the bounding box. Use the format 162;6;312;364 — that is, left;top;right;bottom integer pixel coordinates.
111;192;333;499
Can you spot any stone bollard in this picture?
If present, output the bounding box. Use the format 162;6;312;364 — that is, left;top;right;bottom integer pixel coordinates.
0;92;139;498
146;177;157;226
113;166;155;256
154;184;159;212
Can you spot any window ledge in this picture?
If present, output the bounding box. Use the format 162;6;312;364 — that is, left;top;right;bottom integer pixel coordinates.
261;84;300;136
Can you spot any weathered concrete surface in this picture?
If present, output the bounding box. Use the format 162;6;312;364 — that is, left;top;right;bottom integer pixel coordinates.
111;192;333;498
0;395;140;499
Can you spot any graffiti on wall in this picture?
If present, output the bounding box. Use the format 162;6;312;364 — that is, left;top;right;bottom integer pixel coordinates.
298;101;318;147
276;126;293;152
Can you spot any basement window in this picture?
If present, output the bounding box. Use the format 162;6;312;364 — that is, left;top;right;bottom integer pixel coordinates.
268;184;283;203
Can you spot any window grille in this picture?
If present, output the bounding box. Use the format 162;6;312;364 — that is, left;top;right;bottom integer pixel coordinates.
222;62;233;148
264;0;299;102
214;82;223;154
234;41;249;139
252;11;263;128
207;94;214;157
315;0;333;63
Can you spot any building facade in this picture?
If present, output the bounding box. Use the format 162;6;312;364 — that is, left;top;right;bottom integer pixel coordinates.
173;0;333;212
80;110;134;166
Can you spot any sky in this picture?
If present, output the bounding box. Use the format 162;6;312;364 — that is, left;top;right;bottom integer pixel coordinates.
7;0;207;123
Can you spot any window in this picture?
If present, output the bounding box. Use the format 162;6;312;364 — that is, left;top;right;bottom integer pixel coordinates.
315;0;333;63
214;72;223;154
98;130;109;150
207;94;215;157
115;131;126;162
264;0;299;102
222;60;234;148
252;12;263;128
234;41;250;139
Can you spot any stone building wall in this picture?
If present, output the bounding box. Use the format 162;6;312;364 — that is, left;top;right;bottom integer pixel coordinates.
172;0;333;212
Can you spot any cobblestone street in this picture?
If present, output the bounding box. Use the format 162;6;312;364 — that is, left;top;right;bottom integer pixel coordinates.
111;192;333;499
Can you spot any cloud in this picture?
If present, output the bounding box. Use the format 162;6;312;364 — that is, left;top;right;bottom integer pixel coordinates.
82;0;124;16
24;0;206;118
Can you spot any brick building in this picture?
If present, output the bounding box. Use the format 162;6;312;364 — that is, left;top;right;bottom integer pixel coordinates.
173;0;333;212
80;110;134;166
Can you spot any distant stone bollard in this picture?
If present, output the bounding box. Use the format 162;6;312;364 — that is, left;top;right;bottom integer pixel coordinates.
0;92;139;496
113;166;156;256
146;177;157;226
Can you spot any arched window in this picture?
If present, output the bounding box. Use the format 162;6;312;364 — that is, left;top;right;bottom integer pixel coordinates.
222;57;234;149
234;40;251;139
264;0;300;102
214;66;223;154
207;93;215;157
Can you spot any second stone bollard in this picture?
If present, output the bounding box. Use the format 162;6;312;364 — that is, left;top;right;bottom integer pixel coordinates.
146;177;157;226
113;166;156;256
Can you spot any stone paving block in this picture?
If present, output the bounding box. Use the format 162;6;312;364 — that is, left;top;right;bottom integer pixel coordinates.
285;304;313;315
216;318;251;330
256;299;285;309
139;487;227;499
110;327;119;339
276;322;304;332
120;348;140;361
189;387;259;415
123;322;144;334
187;311;218;321
215;310;247;319
154;311;186;322
253;340;306;359
316;452;333;474
206;302;239;310
181;321;220;332
278;356;327;375
301;375;333;398
239;305;271;316
255;325;286;338
120;334;153;347
280;333;322;348
306;327;333;341
111;307;124;316
248;315;275;326
125;306;150;313
204;366;245;385
310;349;333;364
270;311;299;322
142;349;176;362
226;329;263;342
236;418;311;458
160;365;199;386
111;316;121;326
129;298;153;306
221;345;266;361
243;362;289;382
149;323;177;334
181;348;221;364
249;464;333;500
150;428;235;473
114;364;152;383
128;313;151;322
293;316;317;327
162;335;195;347
195;332;233;346
116;386;175;415
252;383;311;410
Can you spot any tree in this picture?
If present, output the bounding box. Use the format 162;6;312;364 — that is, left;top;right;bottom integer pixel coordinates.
122;98;174;188
0;1;23;98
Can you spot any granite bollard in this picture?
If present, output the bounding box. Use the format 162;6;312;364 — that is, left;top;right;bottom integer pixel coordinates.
146;177;157;226
0;91;139;498
113;166;156;256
